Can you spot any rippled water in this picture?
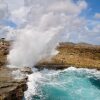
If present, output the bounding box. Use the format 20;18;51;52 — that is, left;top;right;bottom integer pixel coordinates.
24;67;100;100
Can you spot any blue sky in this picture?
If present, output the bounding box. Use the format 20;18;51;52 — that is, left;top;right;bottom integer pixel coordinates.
84;0;100;19
0;19;17;28
87;0;100;13
69;0;100;45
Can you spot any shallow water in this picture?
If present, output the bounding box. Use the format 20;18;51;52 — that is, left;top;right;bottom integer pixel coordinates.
24;67;100;100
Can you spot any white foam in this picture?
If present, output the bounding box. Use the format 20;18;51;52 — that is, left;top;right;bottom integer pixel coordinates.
12;70;26;80
24;72;44;100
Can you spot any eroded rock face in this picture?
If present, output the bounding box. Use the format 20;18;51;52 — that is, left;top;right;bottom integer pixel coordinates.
0;67;27;100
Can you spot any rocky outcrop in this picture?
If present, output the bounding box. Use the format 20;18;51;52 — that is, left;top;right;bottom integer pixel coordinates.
36;42;100;70
0;67;27;100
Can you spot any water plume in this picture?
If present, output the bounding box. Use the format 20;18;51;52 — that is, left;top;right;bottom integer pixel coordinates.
7;0;87;68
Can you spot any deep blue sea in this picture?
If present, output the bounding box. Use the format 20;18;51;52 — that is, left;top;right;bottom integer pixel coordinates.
24;67;100;100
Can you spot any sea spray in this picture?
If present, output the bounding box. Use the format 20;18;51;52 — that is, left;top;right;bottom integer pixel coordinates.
7;0;87;68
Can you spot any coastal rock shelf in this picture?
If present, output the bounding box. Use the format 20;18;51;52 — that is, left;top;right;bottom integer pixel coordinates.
0;67;27;100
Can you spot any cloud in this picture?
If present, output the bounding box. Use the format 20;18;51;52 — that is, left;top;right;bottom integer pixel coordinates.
0;0;99;46
8;0;88;25
94;13;100;19
0;0;10;38
0;0;9;20
49;0;87;15
76;20;100;45
10;7;30;25
4;0;24;11
93;23;100;32
77;0;87;9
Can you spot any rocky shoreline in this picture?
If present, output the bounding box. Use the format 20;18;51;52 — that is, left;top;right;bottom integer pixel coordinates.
0;67;27;100
0;40;100;100
0;40;28;100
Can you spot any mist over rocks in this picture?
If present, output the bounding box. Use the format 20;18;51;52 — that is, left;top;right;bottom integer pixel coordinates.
6;0;88;68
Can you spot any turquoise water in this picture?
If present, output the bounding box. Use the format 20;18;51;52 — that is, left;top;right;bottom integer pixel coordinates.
25;67;100;100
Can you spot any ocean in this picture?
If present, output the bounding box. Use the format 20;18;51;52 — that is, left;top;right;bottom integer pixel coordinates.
24;67;100;100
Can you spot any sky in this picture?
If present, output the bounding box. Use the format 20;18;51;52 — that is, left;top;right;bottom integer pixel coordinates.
0;0;100;45
86;0;100;17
